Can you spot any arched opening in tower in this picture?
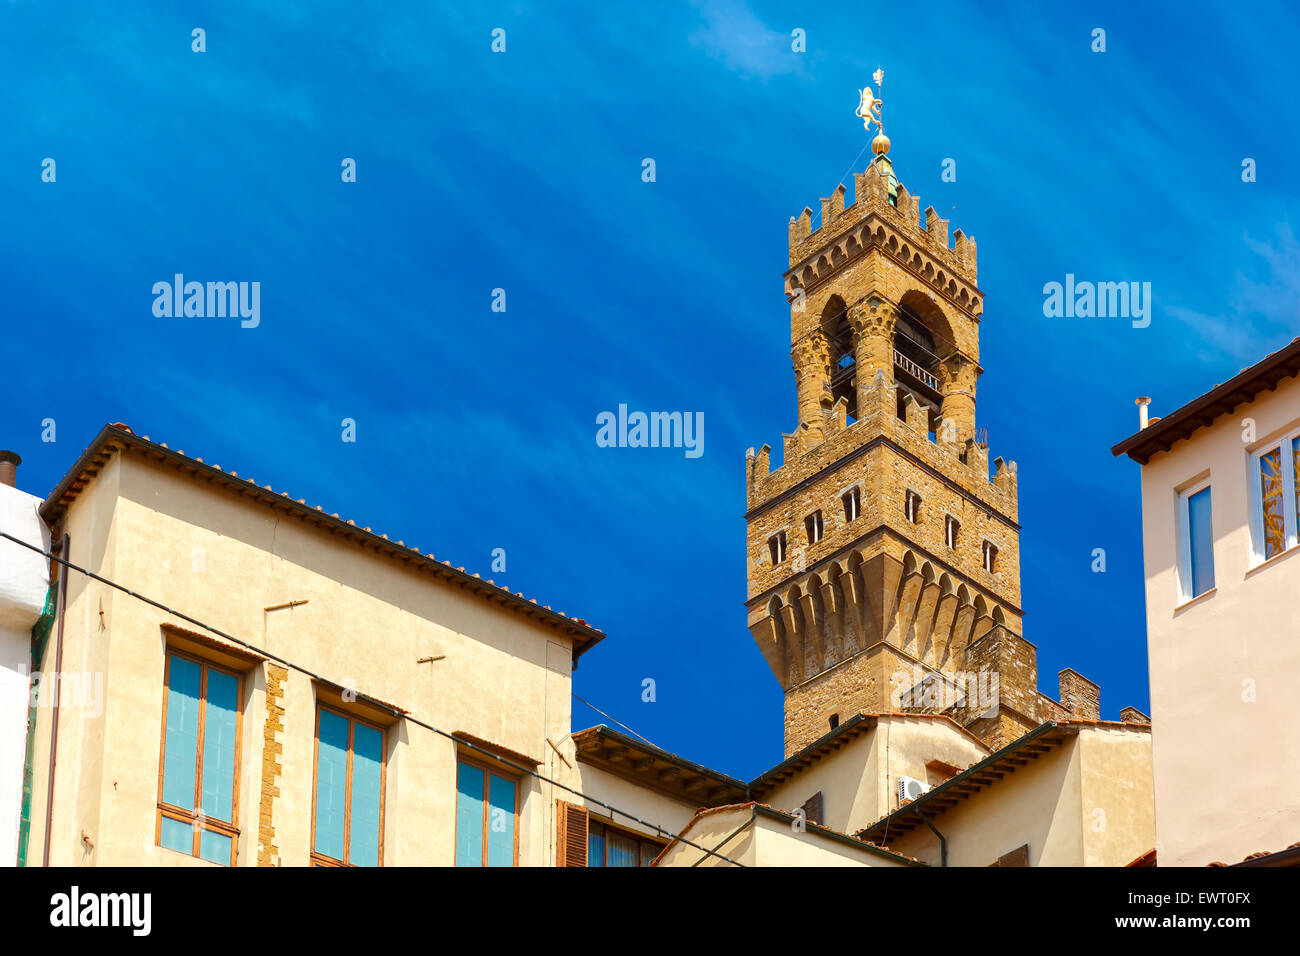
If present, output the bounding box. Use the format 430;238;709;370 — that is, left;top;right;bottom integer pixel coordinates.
821;295;857;421
893;292;953;431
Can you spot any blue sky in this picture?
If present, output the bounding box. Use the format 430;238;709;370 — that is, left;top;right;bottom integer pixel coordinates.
3;1;1297;779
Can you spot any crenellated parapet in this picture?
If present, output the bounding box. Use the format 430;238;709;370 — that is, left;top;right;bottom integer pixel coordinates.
786;159;981;317
746;375;1018;524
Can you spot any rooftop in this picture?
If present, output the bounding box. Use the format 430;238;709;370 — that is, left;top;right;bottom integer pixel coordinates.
856;718;1151;845
1112;337;1300;465
40;422;606;658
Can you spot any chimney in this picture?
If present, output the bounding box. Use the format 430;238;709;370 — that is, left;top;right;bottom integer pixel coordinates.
1120;706;1150;724
1136;396;1151;430
0;451;19;488
1058;668;1100;721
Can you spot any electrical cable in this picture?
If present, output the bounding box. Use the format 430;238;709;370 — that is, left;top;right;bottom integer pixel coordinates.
0;529;744;867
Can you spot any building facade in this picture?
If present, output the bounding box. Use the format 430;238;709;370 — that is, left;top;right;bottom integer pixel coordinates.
1113;339;1300;866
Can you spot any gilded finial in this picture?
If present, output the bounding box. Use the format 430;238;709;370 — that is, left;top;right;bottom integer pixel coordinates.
856;67;890;156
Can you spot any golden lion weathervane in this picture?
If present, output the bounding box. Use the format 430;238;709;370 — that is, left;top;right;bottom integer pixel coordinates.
856;67;891;156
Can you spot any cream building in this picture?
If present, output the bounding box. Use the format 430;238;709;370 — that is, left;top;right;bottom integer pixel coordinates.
19;422;704;867
1113;337;1300;867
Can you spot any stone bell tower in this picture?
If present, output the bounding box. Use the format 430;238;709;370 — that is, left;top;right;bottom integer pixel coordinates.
745;77;1047;756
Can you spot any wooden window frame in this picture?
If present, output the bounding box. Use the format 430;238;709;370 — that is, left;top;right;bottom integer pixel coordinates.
585;816;665;868
155;648;244;867
456;755;521;867
310;704;388;867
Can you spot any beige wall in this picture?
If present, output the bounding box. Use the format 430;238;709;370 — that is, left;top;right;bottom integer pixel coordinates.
888;727;1152;867
759;716;987;835
655;805;912;868
26;450;588;866
1137;375;1300;865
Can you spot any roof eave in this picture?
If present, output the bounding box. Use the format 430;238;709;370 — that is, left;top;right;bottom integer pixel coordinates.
41;424;606;656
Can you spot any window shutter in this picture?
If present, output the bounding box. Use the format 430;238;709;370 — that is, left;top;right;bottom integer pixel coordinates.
557;801;589;867
801;791;824;826
988;843;1029;867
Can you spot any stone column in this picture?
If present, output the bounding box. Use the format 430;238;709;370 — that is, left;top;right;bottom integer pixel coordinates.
938;353;979;443
850;297;898;413
792;330;831;441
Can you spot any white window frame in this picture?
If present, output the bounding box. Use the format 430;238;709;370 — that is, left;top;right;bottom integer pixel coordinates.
981;539;998;573
1247;431;1300;566
1176;477;1214;603
768;531;787;566
904;490;921;524
842;486;861;523
805;510;824;545
945;514;960;550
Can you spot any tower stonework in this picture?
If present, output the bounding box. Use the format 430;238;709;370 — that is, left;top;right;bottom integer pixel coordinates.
746;146;1070;756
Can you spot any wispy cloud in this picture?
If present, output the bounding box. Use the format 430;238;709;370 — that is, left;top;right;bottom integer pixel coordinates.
1165;224;1300;366
688;0;802;79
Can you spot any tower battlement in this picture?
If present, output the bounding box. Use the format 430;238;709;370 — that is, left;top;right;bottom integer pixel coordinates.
745;375;1018;520
787;159;980;295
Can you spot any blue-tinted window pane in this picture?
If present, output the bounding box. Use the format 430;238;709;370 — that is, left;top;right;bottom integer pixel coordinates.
201;669;239;823
159;816;193;855
588;822;605;867
198;828;232;866
1189;487;1215;597
607;830;638;867
162;656;201;809
314;710;349;861
486;773;516;867
349;723;384;867
455;763;485;867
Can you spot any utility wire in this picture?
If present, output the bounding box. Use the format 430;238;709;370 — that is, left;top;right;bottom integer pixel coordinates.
571;692;657;748
0;530;744;867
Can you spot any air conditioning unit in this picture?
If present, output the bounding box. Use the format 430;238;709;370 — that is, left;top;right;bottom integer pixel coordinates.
898;776;930;804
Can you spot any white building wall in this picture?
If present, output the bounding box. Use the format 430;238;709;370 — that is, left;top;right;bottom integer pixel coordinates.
0;482;50;866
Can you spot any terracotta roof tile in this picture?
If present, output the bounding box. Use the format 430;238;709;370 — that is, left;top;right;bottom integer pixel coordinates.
41;423;605;657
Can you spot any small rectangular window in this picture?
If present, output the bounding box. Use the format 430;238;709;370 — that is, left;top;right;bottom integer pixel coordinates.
312;707;385;866
945;515;960;549
982;540;998;573
1179;484;1215;600
805;510;824;544
157;650;242;866
842;487;861;523
768;531;787;565
904;490;921;524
